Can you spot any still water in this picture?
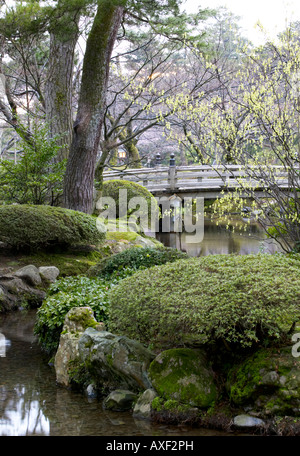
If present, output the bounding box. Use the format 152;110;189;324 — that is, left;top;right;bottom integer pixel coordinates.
0;217;275;437
157;216;282;257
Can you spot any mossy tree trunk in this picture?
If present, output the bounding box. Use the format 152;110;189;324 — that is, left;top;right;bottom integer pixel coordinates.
63;2;124;214
45;14;80;163
123;121;142;168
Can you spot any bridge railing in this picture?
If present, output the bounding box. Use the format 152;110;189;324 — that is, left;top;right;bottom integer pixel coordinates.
102;154;291;194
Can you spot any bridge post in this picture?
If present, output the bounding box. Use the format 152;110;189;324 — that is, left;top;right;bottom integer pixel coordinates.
155;153;161;168
168;153;177;191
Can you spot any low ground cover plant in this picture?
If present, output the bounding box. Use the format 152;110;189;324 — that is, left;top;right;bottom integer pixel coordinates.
34;275;112;354
34;267;137;355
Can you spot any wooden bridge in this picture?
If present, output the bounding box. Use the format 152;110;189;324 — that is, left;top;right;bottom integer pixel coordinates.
103;154;293;199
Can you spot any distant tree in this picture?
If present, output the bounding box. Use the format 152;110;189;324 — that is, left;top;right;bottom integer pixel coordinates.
175;25;300;252
0;0;213;213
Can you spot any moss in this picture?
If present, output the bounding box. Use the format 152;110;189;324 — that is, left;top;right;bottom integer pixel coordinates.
106;231;139;242
106;353;113;367
68;308;98;330
148;348;217;408
228;346;300;415
228;350;270;405
67;358;91;389
151;396;200;425
20;249;105;277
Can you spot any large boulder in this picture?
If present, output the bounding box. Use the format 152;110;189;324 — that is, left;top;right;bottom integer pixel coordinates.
0;264;60;312
148;348;218;408
228;346;300;416
54;307;105;387
78;328;155;392
38;266;60;283
15;265;42;286
0;272;46;311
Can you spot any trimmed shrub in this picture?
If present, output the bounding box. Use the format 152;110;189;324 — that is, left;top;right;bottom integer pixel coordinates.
99;179;159;228
108;253;300;350
0;204;106;251
88;246;189;278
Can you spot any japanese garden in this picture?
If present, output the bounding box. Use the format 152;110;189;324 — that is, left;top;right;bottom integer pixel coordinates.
1;0;300;439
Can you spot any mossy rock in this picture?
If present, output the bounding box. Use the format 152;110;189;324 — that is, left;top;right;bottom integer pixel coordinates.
0;204;106;251
78;328;155;392
150;396;200;425
228;346;300;415
148;348;218;409
21;248;107;277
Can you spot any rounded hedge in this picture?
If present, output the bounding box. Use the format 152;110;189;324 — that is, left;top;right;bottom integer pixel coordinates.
88;246;189;278
108;253;300;349
0;204;106;250
100;179;159;226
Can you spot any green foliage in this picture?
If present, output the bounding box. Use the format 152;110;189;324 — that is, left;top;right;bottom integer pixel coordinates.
99;179;159;229
0;122;66;206
0;204;106;251
34;275;113;354
88;246;189;278
34;266;137;355
108;253;300;349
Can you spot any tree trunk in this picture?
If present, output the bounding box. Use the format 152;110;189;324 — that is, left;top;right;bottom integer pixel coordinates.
45;14;79;163
126;140;141;168
63;2;124;213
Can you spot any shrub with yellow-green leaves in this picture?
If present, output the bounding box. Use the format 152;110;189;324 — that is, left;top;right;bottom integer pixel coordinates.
108;253;300;350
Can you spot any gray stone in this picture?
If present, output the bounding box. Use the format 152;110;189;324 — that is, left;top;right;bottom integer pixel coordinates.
133;389;157;420
233;414;265;428
86;384;97;398
38;266;60;283
15;265;41;286
103;390;137;411
0;286;5;298
261;370;279;386
78;328;155;392
0;276;46;309
55;307;104;387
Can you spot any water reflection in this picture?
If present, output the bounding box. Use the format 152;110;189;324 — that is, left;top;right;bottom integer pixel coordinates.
157;216;282;257
0;386;50;436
